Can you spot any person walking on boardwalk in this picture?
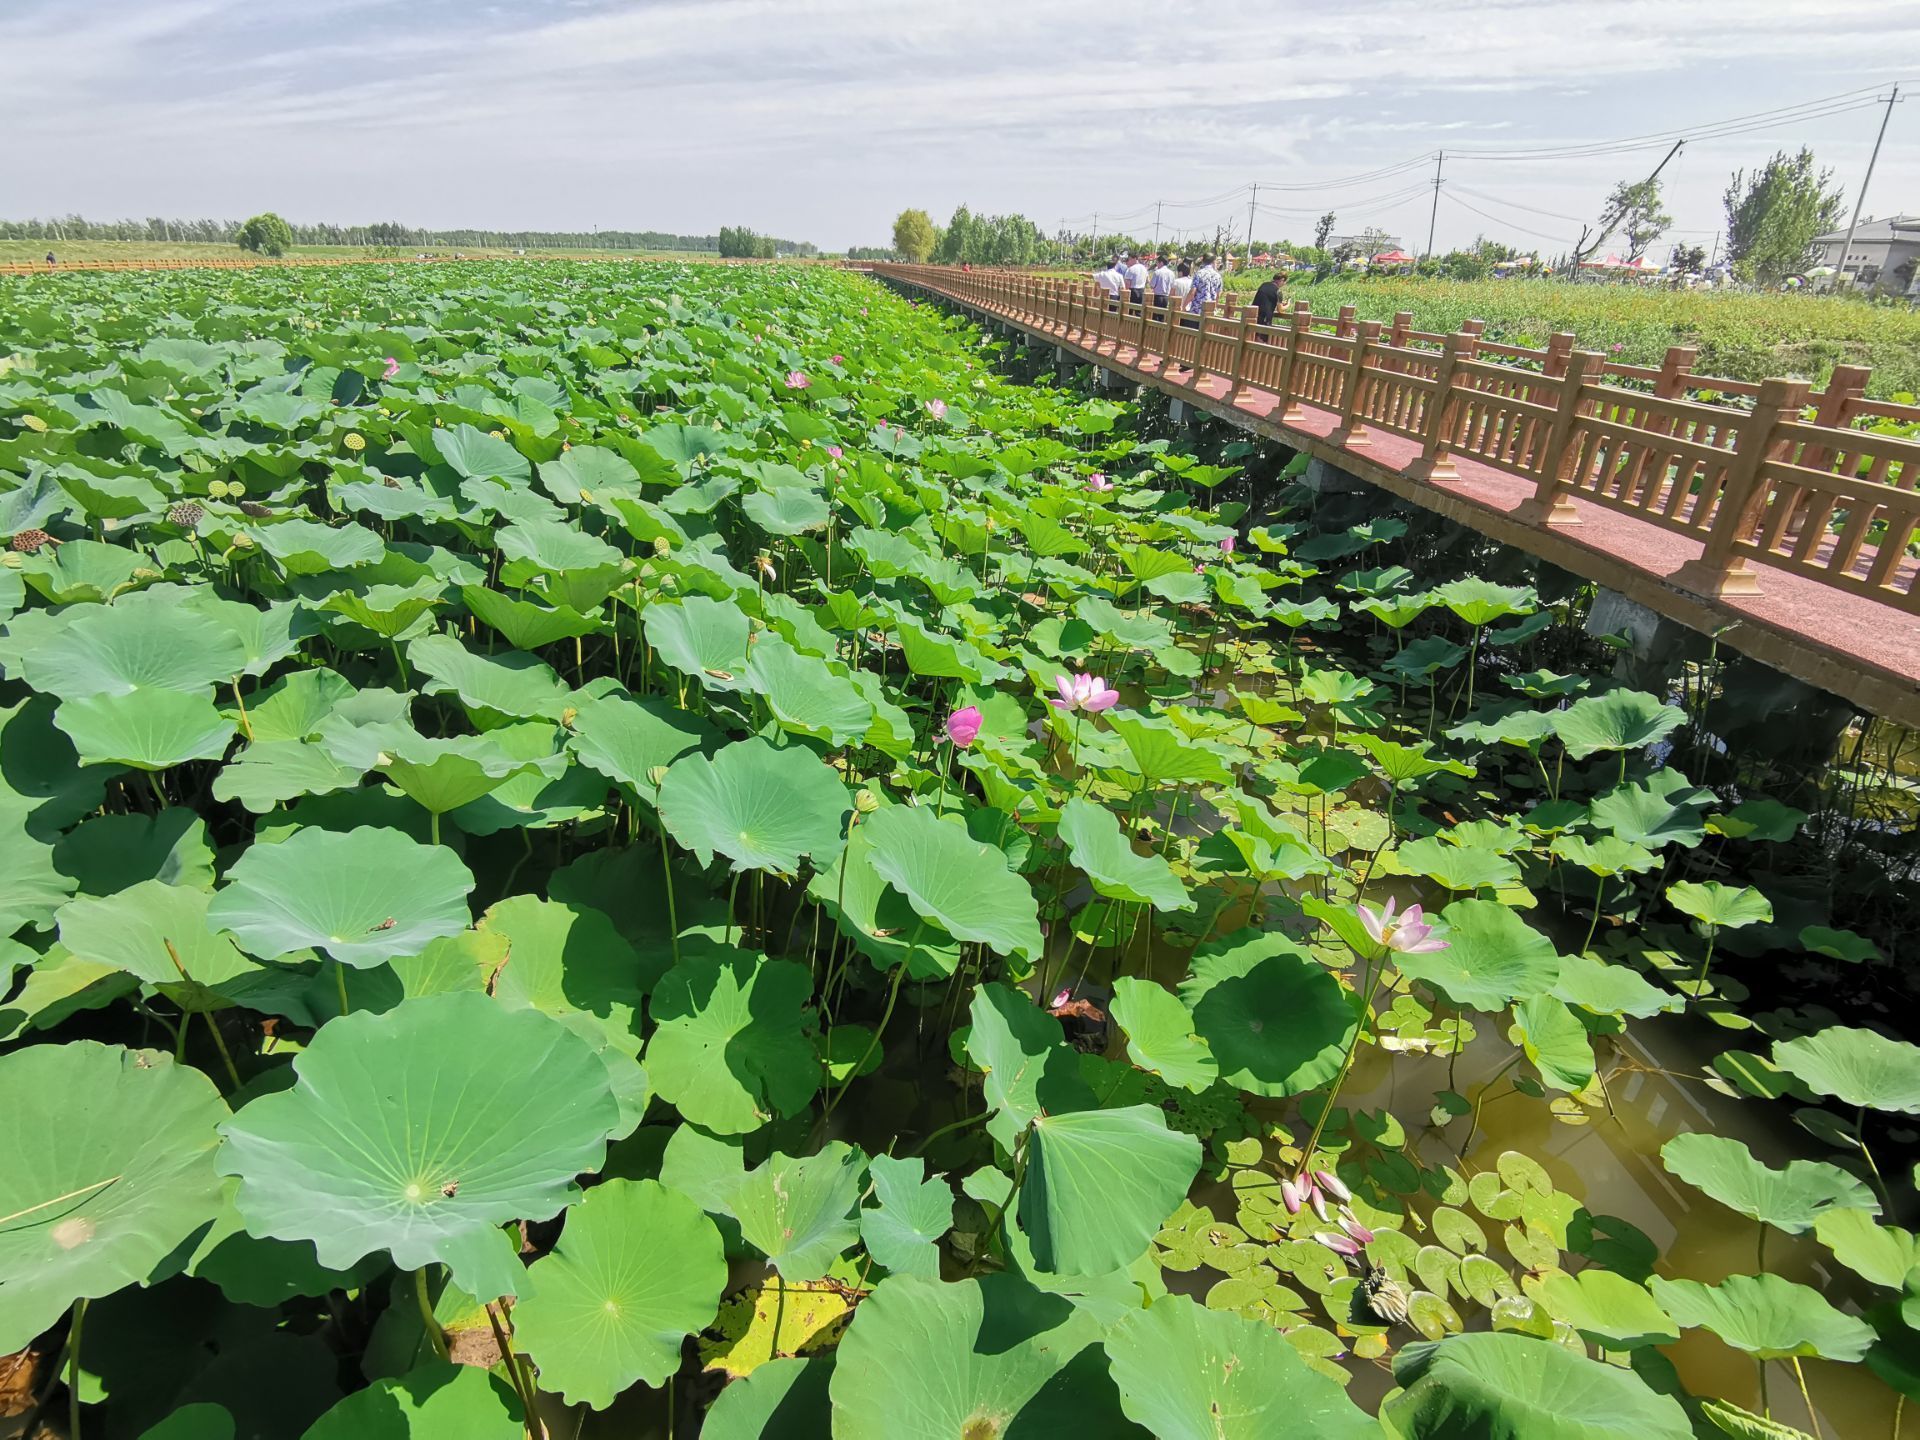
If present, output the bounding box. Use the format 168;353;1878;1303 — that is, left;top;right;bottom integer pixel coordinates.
1125;253;1148;307
1171;261;1196;326
1151;253;1175;310
1093;257;1125;309
1189;253;1223;314
1253;270;1286;329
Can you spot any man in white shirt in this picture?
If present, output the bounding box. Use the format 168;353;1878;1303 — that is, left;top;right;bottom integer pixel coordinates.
1125;255;1149;307
1150;255;1175;310
1093;258;1125;309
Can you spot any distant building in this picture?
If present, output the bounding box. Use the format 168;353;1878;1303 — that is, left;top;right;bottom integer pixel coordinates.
1811;215;1920;291
1325;234;1404;255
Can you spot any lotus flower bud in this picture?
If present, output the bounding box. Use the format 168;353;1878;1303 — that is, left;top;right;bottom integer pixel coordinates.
854;789;880;815
1315;1170;1352;1203
1309;1188;1330;1223
1280;1178;1306;1216
646;765;670;787
652;537;671;557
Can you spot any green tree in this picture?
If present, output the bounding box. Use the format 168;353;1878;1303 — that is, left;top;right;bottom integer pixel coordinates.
1314;212;1336;250
891;208;936;263
1597;178;1672;261
1723;148;1845;284
235;212;294;257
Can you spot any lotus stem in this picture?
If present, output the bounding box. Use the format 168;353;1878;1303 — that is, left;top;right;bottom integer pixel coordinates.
484;1301;544;1440
201;1011;243;1092
230;678;254;741
1690;929;1719;1005
335;963;351;1019
1461;1050;1526;1157
908;1109;989;1158
725;872;741;947
823;942;912;1121
1298;951;1385;1178
414;1267;450;1362
68;1297;86;1440
1582;876;1609;955
980;1128;1031;1266
1856;1106;1895;1219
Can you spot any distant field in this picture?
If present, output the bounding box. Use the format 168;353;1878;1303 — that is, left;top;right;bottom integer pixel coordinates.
1031;268;1920;397
0;239;718;265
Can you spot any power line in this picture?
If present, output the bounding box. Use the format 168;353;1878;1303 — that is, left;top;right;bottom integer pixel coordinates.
1447;183;1588;224
1441;190;1577;245
1249;154;1440;190
1453;86;1897;159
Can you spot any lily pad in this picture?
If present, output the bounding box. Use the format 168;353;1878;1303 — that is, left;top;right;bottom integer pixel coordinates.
1386;1331;1691;1439
658;738;849;875
1110;977;1218;1092
733;1144;864;1281
1649;1273;1874;1361
1660;1132;1877;1235
645;949;820;1134
1772;1027;1920;1115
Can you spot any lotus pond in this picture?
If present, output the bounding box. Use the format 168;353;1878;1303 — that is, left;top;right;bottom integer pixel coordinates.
0;259;1915;1440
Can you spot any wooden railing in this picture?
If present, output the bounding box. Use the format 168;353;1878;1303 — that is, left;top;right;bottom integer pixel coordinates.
873;264;1920;616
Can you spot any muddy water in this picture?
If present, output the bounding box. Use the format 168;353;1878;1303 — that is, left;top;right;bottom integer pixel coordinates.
1338;1015;1906;1436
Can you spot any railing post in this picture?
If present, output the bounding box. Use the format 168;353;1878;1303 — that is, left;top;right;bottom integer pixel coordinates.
1336;304;1357;339
1136;276;1153;363
1274;301;1311;422
1333;320;1381;447
1671;377;1811;598
1516;351;1605;525
1190;303;1216;390
1408;332;1473;481
1460;319;1485;359
1230;306;1258;398
1542;332;1575;379
1390;310;1413;348
1801;364;1871;474
1655;345;1698;401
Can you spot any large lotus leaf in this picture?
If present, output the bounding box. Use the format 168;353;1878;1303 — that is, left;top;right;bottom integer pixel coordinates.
1057;797;1192;912
1434;578;1536;628
967;984;1096;1150
703;1355;835;1440
449;721;604;835
658;738;849;875
208;826;475;968
254;518;385;575
476;895;657;1052
1552;951;1682;1019
859;1156;953;1282
376;731;543;815
1813;1209;1920;1288
0;1044;227;1352
742;485;831;536
56;880;261;1012
1648;1273;1874;1361
734;1144;864;1281
1105;1294;1376;1440
22;601;250;699
1589;771;1714;848
862;804;1043;962
1110;977;1217;1092
1020;1105;1201;1276
0;810;77;934
1181;935;1359;1098
1772;1026;1920;1114
178;1177;387;1309
141;1404;236;1440
462;585;601;650
1666;881;1773;931
1391;837;1520;893
514;1179;726;1408
829;1274;1140;1439
807;821;964;980
304;1360;522;1440
0;695;114;832
742;635;874;747
1400;900;1559;1011
1386;1332;1692;1439
1510;994;1594;1092
54;689;236;770
1661;1132;1877;1235
646;949;819;1134
645;596;753;692
1549;834;1659;877
213;739;365;812
218;993;617;1300
568;689;720;794
1103;711;1235;787
435;423;532;484
1550;690;1686;759
537;445;641;504
53;808;213;895
1532;1270;1678;1349
407;632;572;721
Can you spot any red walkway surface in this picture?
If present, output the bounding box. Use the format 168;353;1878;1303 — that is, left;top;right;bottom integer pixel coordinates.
896;278;1920;728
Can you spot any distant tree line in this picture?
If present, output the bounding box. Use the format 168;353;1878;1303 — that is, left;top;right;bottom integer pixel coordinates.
716;226;778;259
0;214;818;255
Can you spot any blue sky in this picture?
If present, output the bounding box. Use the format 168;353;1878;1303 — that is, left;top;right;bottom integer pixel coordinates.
2;0;1916;257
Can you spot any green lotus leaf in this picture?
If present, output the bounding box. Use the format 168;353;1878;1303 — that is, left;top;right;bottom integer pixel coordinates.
859;1155;953;1281
1697;1398;1817;1440
1433;578;1536;628
702;1355;835;1440
966;983;1095;1150
1391;837;1521;893
743;635;874;747
807;821;965;980
1661;1132;1877;1235
567;689;720;794
1110;977;1218;1092
208;825;475;968
645;949;820;1134
734;1144;864;1281
644;596;753;692
1552;951;1683;1019
1057;797;1191;911
53;808;213;894
1648;1273;1874;1361
0;1043;227;1352
376;731;544;816
513;1179;726;1408
1709;798;1808;844
255;518;385;575
218;993;617;1299
537;445;642;503
1401;900;1560;1011
436;423;532;484
0;814;78;934
140;1403;235;1440
1548;834;1659;877
863;804;1043;962
22;600;250;699
658;737;849;875
1386;1331;1692;1439
1798;925;1882;964
1772;1026;1920;1115
1020;1106;1201;1276
0;695;114;830
742;485;831;536
476;894;658;1051
1181;933;1359;1097
177;1177;387;1308
1666;881;1773;931
304;1360;523;1440
213;739;364;812
829;1274;1140;1439
1104;711;1235;787
1589;770;1714;848
1812;1209;1920;1288
1104;1294;1376;1439
56;880;261;1012
1550;690;1686;759
1510;994;1594;1091
55;689;236;770
407;631;573;720
1532;1269;1677;1348
461;585;601;650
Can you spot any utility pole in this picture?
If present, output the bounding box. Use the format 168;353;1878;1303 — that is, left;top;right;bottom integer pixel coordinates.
1835;83;1901;289
1424;151;1444;258
1152;201;1163;256
1244;182;1258;271
1092;212;1100;263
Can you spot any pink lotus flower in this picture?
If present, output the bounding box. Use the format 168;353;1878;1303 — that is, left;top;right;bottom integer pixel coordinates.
831;354;845;365
1316;1170;1352;1203
1086;473;1113;492
381;357;399;381
1049;673;1120;714
945;705;983;748
1609;342;1625;353
1339;1211;1376;1245
1309;1188;1330;1223
1220;535;1236;555
1358;897;1449;954
826;445;843;459
1281;1178;1307;1215
1313;1230;1362;1257
925;399;947;420
784;370;811;390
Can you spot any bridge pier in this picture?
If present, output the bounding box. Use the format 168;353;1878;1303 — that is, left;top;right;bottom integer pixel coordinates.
1302;456;1375;497
1584;589;1706;695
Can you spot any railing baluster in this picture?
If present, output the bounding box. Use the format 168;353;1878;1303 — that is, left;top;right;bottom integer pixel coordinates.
1671;377;1812;598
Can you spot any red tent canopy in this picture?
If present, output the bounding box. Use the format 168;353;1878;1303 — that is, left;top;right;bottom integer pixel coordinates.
1371;249;1415;264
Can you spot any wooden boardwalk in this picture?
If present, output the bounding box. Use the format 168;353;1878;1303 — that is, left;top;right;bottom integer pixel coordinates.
870;264;1920;729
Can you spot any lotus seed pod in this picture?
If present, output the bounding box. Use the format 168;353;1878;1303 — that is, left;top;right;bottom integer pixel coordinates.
652;537;671;557
9;528;52;554
166;500;204;528
854;789;880;814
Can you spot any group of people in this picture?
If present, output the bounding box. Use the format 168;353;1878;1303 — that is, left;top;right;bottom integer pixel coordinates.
1092;252;1289;326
